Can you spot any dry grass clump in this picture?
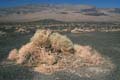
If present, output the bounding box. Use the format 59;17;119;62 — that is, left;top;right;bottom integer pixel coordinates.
16;42;57;66
49;33;74;54
74;44;104;65
16;42;37;65
31;29;51;47
15;27;30;34
31;29;74;54
7;49;18;61
34;64;60;74
7;29;112;74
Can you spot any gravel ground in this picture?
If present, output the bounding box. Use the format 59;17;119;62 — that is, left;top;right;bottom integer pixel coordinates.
0;31;120;80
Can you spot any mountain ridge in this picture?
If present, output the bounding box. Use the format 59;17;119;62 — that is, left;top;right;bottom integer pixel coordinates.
0;4;120;22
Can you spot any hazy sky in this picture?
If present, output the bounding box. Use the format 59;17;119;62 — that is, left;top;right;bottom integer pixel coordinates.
0;0;119;8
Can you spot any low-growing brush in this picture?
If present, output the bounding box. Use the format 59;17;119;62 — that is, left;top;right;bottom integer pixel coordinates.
31;29;51;48
16;42;57;66
74;44;104;65
7;29;114;75
49;33;74;54
8;49;18;61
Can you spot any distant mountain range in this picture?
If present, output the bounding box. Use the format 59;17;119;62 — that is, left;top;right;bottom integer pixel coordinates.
0;4;120;22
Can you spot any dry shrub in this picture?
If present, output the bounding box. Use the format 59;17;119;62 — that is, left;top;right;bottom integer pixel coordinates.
43;54;57;65
38;48;58;65
74;44;104;65
17;42;37;65
31;29;51;47
49;33;74;54
7;49;18;61
34;62;66;74
17;43;41;66
17;42;57;66
7;29;113;75
34;64;58;74
34;64;51;74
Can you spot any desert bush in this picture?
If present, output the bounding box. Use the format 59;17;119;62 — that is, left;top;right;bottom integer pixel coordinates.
17;42;37;65
34;64;56;74
40;48;58;65
30;29;51;48
7;29;110;74
16;42;57;66
49;32;74;54
7;49;18;61
74;44;103;65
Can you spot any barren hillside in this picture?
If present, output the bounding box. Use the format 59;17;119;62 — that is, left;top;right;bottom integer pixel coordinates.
0;4;120;22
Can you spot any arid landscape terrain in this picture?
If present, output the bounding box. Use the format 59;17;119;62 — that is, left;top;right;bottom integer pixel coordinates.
0;4;120;80
0;4;120;22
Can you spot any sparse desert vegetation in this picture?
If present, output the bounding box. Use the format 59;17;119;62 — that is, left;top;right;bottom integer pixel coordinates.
0;20;120;36
7;29;114;75
0;3;120;80
0;21;120;80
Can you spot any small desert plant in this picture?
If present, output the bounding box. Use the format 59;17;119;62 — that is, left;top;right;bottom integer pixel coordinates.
7;48;18;61
30;29;52;48
49;32;74;54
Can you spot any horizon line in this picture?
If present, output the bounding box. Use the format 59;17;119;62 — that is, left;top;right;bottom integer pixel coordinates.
0;3;120;8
